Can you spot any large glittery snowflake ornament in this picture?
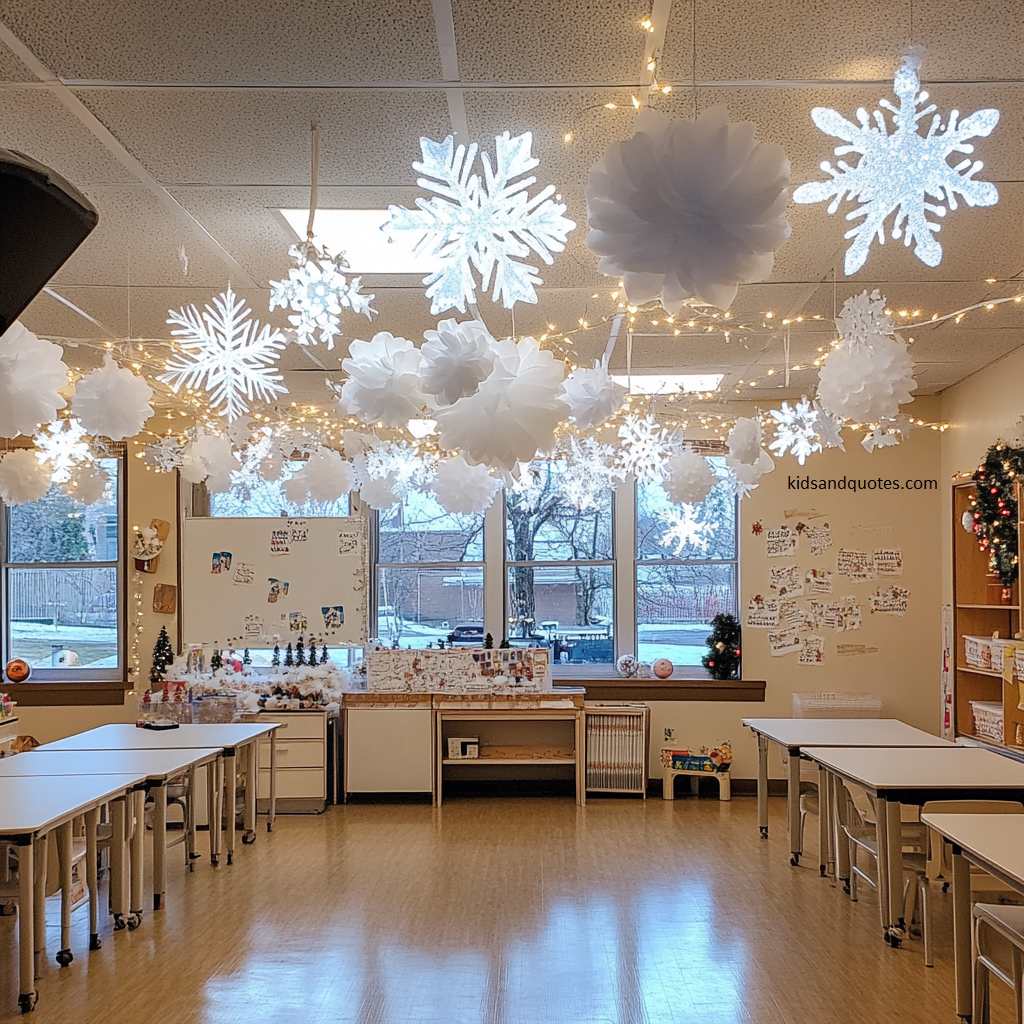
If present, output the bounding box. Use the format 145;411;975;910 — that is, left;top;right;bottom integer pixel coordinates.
559;436;624;512
793;48;999;274
269;245;375;350
386;131;576;315
144;435;185;473
769;397;822;465
617;414;679;481
813;400;846;450
34;417;91;483
659;505;716;556
163;286;288;422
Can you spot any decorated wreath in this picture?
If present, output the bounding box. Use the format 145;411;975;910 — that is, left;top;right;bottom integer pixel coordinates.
971;443;1024;586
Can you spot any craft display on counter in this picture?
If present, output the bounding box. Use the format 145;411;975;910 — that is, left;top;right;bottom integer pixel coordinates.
133;518;170;573
365;645;550;693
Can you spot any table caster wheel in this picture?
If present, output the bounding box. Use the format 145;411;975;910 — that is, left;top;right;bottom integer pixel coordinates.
0;901;16;917
790;854;800;866
227;851;234;865
55;948;73;967
127;912;142;931
759;826;768;839
89;934;102;951
267;822;274;833
242;830;256;845
211;855;219;867
113;914;126;931
942;882;950;893
888;936;902;948
18;990;37;1013
819;864;827;877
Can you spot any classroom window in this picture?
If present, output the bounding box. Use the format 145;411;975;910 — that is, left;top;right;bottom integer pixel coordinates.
1;455;125;679
210;461;350;517
375;490;484;648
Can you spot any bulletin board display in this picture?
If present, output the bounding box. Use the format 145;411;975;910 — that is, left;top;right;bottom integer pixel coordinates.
181;516;368;647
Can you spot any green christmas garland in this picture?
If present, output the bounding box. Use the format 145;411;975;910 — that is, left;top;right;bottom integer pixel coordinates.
971;442;1024;586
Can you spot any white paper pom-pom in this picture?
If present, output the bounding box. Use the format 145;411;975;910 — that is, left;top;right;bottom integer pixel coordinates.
340;332;426;427
726;417;764;466
660;449;717;505
431;456;503;514
0;449;52;504
586;106;791;311
434;336;568;470
282;448;353;504
72;354;154;440
62;463;110;505
0;321;70;438
358;474;400;510
179;433;236;492
561;357;627;430
420;319;496;407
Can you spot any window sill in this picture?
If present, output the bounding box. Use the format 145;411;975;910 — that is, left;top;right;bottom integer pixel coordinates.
3;680;130;707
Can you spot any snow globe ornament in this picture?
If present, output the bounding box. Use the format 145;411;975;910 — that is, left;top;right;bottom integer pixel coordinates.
652;658;674;679
615;654;640;678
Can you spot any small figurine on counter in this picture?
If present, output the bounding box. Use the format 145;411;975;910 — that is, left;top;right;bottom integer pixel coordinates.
295;636;306;666
284;643;294;667
271;644;280;667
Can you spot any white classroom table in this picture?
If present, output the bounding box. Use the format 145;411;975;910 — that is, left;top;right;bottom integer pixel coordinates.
0;746;221;922
922;813;1024;1022
804;746;1024;963
742;718;953;871
0;773;142;1014
40;722;281;866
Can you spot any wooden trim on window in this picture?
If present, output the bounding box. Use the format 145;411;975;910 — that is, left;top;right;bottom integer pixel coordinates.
4;681;129;706
570;678;765;702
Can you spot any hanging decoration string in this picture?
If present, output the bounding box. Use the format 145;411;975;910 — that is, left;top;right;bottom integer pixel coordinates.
306;122;319;244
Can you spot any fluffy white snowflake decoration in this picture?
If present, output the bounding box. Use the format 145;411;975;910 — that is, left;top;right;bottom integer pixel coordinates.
817;291;916;423
724;416;775;493
419;319;496;407
0;448;52;504
358;473;400;510
559;436;623;512
180;432;237;492
617;414;679;482
339;332;427;427
561;356;628;431
586;106;791;311
62;463;110;505
835;287;892;344
360;440;434;498
769;397;822;465
661;448;717;506
282;447;353;504
433;336;568;470
386;131;576;315
717;463;760;500
793;48;999;274
0;321;69;439
813;400;847;450
862;425;903;452
430;456;502;515
659;505;716;556
269;245;375;350
163;286;288;422
144;435;185;473
72;354;154;440
33;417;90;483
260;452;284;481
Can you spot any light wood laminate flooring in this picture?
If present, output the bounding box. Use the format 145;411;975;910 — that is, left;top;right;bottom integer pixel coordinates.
0;794;1011;1023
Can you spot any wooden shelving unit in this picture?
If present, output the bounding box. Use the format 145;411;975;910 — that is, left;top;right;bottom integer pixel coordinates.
951;481;1022;748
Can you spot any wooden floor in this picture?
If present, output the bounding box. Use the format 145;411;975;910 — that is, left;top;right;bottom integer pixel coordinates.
0;793;1013;1023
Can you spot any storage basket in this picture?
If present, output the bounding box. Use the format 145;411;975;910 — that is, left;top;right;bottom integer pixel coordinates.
970;700;1004;743
964;635;994;670
791;692;882;718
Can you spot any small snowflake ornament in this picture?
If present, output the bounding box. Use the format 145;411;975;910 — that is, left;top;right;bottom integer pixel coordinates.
269;244;375;350
659;506;716;556
793;48;999;274
34;417;91;483
617;414;679;482
163;287;288;422
813;400;846;450
144;435;185;473
769;397;822;465
560;436;623;512
386;132;576;315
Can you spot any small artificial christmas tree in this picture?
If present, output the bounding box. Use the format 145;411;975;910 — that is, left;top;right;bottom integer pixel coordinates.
702;613;741;680
209;647;223;673
295;636;306;666
243;649;251;666
149;625;175;685
271;644;280;667
484;633;494;649
320;645;328;664
284;642;294;667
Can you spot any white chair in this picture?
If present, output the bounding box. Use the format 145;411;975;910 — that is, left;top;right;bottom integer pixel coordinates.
973;903;1024;1024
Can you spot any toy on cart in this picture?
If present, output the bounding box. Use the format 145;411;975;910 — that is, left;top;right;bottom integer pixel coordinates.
661;741;733;801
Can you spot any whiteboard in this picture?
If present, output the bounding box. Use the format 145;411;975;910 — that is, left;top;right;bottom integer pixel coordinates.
181;516;368;647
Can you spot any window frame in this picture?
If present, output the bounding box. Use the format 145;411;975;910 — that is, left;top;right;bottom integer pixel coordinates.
0;442;128;684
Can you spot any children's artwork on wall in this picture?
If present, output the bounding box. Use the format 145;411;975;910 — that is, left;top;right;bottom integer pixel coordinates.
768;630;801;656
804;568;833;593
365;645;550;692
337;530;360;556
232;562;255;586
288;610;308;633
873;549;904;576
288;518;309;544
211;551;232;573
778;599;803;630
765;527;797;557
244;614;264;640
322;605;344;630
805;524;832;556
837;548;874;581
769;564;803;597
745;596;779;628
270;528;290;555
869;586;909;615
809;598;862;631
799;634;825;664
153;583;177;614
837;643;880;657
267;578;289;603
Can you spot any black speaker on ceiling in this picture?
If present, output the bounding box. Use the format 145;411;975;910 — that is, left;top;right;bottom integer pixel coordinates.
0;148;98;335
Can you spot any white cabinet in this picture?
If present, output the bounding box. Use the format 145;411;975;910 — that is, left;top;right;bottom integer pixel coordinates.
344;707;433;794
256;709;328;813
